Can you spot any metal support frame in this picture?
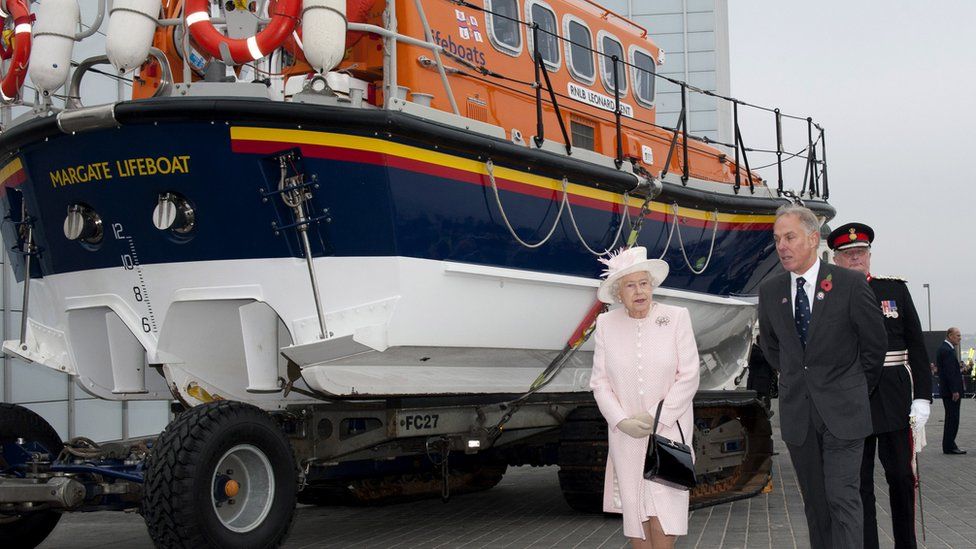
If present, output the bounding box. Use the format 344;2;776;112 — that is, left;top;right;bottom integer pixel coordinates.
531;24;571;154
805;117;818;198
731;101;754;195
612;55;623;169
819;128;829;199
775;108;784;196
17;223;32;347
661;83;690;185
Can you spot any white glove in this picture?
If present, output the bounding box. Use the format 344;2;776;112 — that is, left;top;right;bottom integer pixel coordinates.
910;399;931;427
617;418;653;439
634;413;655;427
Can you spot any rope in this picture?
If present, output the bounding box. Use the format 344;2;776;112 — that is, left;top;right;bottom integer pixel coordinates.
486;159;567;249
563;191;629;256
656;204;679;260
672;204;719;274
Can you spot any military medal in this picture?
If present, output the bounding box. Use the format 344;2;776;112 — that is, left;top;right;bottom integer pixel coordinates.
881;300;899;318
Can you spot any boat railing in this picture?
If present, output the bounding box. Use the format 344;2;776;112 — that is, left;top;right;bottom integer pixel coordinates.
25;0;828;200
443;0;829;200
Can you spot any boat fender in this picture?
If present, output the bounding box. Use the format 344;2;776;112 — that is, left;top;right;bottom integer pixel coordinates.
27;0;79;97
106;0;162;73
185;0;301;64
0;0;31;102
302;0;346;73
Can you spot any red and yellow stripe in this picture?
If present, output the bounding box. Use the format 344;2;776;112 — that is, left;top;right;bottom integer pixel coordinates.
230;127;775;230
0;158;26;190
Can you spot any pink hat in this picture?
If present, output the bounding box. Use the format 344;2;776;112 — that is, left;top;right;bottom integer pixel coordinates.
596;247;669;304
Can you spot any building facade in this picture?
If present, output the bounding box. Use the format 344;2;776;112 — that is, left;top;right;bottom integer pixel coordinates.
596;0;732;144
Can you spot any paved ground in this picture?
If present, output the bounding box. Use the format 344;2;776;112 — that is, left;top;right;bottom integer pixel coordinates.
40;399;976;548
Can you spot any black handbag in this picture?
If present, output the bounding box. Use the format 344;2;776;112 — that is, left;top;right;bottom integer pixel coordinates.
642;400;697;490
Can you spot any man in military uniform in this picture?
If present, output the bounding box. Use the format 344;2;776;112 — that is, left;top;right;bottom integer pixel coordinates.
829;222;932;549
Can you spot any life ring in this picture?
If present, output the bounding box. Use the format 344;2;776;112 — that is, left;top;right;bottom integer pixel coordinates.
185;0;300;64
0;0;32;102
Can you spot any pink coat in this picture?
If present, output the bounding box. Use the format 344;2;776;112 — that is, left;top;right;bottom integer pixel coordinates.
589;304;700;538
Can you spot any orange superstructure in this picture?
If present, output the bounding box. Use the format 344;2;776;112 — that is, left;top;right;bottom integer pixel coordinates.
366;0;751;186
136;0;757;188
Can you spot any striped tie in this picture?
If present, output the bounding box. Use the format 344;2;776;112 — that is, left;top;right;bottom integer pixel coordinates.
795;277;810;347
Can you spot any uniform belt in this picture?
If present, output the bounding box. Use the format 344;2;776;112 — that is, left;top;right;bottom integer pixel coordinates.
884;349;908;367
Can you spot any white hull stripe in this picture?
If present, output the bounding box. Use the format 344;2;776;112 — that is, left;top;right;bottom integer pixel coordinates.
246;36;263;60
14;23;30;34
186;11;210;26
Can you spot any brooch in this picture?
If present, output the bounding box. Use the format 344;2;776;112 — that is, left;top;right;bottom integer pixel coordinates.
781;297;788;304
816;291;825;300
655;316;670;326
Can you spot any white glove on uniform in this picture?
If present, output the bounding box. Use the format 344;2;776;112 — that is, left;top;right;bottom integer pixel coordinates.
910;399;931;427
617;418;653;439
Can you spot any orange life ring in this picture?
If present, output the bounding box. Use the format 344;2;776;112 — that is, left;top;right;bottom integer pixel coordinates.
0;0;32;102
185;0;300;64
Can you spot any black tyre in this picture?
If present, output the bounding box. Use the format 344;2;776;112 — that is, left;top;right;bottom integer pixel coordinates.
142;400;296;549
557;406;608;513
0;403;64;549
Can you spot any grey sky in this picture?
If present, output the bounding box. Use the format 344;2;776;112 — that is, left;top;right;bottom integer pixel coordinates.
727;1;976;333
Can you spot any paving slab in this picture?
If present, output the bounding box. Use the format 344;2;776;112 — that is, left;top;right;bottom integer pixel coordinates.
39;399;976;548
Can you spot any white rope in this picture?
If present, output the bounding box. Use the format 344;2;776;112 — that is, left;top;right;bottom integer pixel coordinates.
656;204;680;260
563;191;630;256
672;203;719;274
487;159;568;249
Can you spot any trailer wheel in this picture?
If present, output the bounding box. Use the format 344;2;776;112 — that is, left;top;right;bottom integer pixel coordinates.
0;403;65;549
143;400;296;549
557;406;607;513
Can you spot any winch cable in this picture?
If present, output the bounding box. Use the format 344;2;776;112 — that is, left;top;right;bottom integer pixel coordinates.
485;178;658;442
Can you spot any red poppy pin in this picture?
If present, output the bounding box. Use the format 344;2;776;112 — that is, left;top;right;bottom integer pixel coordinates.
820;274;833;293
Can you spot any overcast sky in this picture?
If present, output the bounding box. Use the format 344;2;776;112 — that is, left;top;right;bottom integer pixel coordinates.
727;1;976;333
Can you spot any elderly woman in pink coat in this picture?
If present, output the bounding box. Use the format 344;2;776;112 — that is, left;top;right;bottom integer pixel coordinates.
589;247;700;548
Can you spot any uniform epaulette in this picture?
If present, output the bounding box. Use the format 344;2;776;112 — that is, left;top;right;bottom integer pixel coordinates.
873;275;907;282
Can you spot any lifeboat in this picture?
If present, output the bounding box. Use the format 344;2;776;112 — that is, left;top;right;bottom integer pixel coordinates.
0;0;834;531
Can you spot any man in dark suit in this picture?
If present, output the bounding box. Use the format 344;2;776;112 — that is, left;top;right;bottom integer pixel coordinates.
937;327;966;454
829;222;932;549
759;205;886;548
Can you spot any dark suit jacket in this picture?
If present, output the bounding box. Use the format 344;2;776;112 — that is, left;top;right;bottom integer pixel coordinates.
937;342;964;395
758;263;887;445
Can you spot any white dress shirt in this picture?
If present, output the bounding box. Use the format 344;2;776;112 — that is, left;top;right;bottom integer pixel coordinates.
790;259;821;317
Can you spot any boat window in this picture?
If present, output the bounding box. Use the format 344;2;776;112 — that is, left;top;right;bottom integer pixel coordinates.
486;0;523;57
631;47;656;107
570;118;596;151
527;1;560;70
565;17;595;84
599;33;627;96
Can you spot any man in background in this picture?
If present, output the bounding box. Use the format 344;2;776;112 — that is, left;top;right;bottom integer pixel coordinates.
829;222;931;549
937;328;966;454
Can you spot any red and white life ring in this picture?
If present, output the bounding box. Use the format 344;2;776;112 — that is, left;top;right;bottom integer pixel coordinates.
185;0;300;64
0;0;32;102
